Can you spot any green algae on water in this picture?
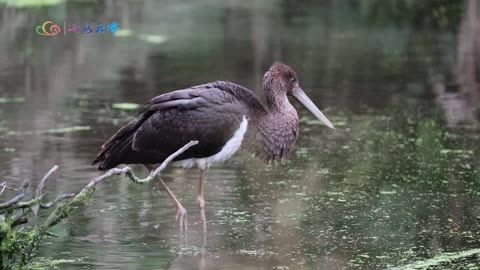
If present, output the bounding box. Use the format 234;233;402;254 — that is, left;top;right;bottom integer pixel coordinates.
112;102;140;111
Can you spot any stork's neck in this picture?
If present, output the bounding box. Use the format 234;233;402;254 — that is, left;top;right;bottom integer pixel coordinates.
263;87;291;113
251;100;300;161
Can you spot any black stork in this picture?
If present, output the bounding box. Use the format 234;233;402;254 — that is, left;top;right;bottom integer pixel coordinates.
93;62;334;232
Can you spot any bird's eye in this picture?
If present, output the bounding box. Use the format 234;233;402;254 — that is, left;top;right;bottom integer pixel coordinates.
290;77;296;83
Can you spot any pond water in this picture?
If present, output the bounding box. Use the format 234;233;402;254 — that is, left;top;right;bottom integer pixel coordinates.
0;0;479;269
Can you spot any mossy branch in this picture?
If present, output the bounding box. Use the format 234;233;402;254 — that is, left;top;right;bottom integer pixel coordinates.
40;193;75;209
0;140;198;269
41;140;198;230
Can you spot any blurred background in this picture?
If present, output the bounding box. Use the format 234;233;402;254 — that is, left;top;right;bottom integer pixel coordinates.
0;0;479;269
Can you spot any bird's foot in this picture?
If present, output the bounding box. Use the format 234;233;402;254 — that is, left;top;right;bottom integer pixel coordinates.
176;206;188;233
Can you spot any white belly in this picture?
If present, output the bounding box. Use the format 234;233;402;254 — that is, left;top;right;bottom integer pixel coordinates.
173;116;248;170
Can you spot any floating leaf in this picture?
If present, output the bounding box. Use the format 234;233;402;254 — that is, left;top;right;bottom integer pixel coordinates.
112;102;140;110
47;126;91;134
316;168;330;175
114;29;132;37
0;0;64;8
332;121;347;126
440;149;473;155
0;97;25;104
139;34;167;44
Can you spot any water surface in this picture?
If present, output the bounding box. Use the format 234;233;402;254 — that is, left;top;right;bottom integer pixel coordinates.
0;1;479;269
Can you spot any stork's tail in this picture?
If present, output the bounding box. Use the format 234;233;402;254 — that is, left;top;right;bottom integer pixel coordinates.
92;112;151;170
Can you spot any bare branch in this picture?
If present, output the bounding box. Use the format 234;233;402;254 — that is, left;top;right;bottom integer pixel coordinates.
32;165;59;219
0;179;30;212
41;140;198;230
0;182;6;196
35;165;59;197
40;193;75;209
0;181;20;197
0;192;25;209
124;140;199;184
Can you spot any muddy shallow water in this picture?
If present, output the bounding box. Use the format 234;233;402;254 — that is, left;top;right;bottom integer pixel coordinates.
0;1;479;269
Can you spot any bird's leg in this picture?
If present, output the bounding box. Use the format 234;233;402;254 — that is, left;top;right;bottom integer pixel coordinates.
145;165;187;232
197;169;207;233
196;170;206;208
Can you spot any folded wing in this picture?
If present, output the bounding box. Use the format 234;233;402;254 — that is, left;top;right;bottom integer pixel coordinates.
93;81;261;170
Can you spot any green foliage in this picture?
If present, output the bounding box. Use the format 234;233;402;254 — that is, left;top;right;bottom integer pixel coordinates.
357;0;464;31
0;185;94;269
0;219;42;269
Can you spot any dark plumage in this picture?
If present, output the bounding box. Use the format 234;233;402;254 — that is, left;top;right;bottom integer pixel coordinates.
94;81;255;169
93;62;334;171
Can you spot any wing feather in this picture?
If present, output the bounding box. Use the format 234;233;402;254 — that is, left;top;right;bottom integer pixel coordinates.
93;81;265;170
131;81;259;161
